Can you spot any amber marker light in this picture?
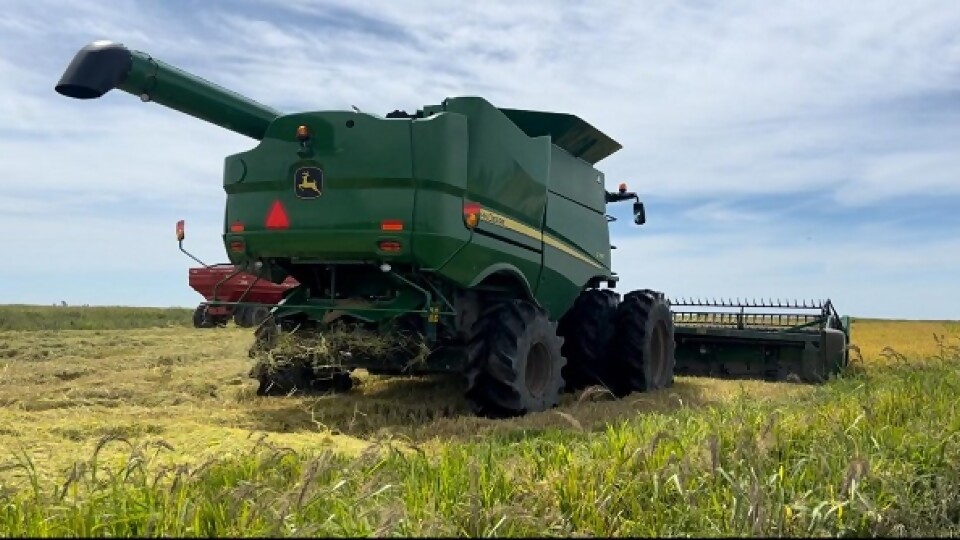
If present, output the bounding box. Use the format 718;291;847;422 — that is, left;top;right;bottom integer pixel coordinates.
618;182;628;193
296;125;310;141
381;219;404;232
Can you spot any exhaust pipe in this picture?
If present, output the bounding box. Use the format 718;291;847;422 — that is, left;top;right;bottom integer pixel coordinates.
55;40;282;140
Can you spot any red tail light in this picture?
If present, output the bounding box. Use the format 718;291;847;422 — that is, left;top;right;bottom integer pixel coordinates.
378;240;402;252
463;202;481;228
230;221;245;233
265;200;290;229
229;240;245;253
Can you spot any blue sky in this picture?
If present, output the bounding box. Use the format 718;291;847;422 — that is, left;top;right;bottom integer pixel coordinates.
1;0;959;319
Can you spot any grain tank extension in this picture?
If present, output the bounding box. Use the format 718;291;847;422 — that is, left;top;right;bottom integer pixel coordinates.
56;40;851;417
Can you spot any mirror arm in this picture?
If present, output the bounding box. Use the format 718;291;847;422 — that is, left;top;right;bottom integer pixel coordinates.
179;240;210;267
604;190;640;204
175;221;210;267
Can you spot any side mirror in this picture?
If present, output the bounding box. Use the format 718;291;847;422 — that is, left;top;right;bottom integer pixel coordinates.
176;219;185;241
633;201;646;225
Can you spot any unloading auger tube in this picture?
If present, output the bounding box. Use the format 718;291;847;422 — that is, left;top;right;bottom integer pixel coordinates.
668;297;852;383
55;40;281;140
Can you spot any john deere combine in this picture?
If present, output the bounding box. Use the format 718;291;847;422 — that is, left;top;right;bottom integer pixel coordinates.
55;40;851;417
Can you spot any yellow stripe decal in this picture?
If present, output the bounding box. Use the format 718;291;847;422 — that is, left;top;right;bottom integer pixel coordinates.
477;208;604;269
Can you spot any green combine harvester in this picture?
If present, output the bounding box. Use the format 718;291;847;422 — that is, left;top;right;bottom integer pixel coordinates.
55;40;852;417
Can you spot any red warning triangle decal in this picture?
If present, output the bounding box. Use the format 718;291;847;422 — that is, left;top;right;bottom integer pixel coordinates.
265;200;290;229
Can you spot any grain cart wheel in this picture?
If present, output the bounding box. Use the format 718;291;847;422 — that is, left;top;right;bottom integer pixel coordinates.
557;288;620;392
193;303;214;328
247;306;271;327
233;306;250;327
464;299;565;418
608;290;676;396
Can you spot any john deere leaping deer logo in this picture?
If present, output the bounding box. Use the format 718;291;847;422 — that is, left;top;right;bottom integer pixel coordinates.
294;167;323;199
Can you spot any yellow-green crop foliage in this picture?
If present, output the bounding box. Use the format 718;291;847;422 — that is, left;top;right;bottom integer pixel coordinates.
0;307;958;536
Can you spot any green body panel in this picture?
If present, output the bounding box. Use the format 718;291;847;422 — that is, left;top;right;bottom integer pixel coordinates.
409;113;471;271
218;96;618;323
223;112;417;264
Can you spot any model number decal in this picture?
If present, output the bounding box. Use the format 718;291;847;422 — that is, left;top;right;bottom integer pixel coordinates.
476;208;604;269
478;210;506;227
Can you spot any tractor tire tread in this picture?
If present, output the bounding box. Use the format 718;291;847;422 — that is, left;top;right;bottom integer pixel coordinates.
557;288;620;391
609;289;676;396
463;299;565;418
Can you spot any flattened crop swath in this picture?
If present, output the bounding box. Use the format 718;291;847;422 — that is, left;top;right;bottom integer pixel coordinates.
55;40;853;418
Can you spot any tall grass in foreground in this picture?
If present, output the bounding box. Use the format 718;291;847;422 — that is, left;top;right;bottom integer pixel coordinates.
0;305;193;331
2;343;959;537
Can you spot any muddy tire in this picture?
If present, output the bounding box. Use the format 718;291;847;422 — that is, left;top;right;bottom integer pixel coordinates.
464;299;565;418
557;288;620;392
608;290;676;396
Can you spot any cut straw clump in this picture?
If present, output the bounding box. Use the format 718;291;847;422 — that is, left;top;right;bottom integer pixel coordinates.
250;321;430;379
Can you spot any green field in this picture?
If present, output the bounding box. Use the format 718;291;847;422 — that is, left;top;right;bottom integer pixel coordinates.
0;306;958;536
0;304;193;331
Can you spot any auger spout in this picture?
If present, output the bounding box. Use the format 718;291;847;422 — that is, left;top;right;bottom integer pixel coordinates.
55;40;281;140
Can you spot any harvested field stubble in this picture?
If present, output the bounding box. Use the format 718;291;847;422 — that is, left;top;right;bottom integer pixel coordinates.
0;308;958;536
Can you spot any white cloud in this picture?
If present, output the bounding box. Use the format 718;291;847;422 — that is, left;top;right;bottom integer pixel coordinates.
0;0;958;318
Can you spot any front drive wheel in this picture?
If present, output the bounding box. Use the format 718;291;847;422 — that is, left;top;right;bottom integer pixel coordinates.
464;299;565;418
608;290;676;396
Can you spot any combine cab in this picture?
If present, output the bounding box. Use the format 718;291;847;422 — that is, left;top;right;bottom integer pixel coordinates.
56;40;853;419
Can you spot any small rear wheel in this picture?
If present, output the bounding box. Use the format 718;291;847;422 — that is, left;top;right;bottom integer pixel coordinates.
608;290;676;396
247;306;272;327
464;299;565;418
192;303;214;328
233;306;250;327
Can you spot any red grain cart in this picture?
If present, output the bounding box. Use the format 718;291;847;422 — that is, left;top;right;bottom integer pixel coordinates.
189;264;299;328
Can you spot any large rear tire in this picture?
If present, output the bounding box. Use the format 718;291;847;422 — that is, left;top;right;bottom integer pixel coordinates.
557;288;620;392
464;299;565;418
608;290;676;396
